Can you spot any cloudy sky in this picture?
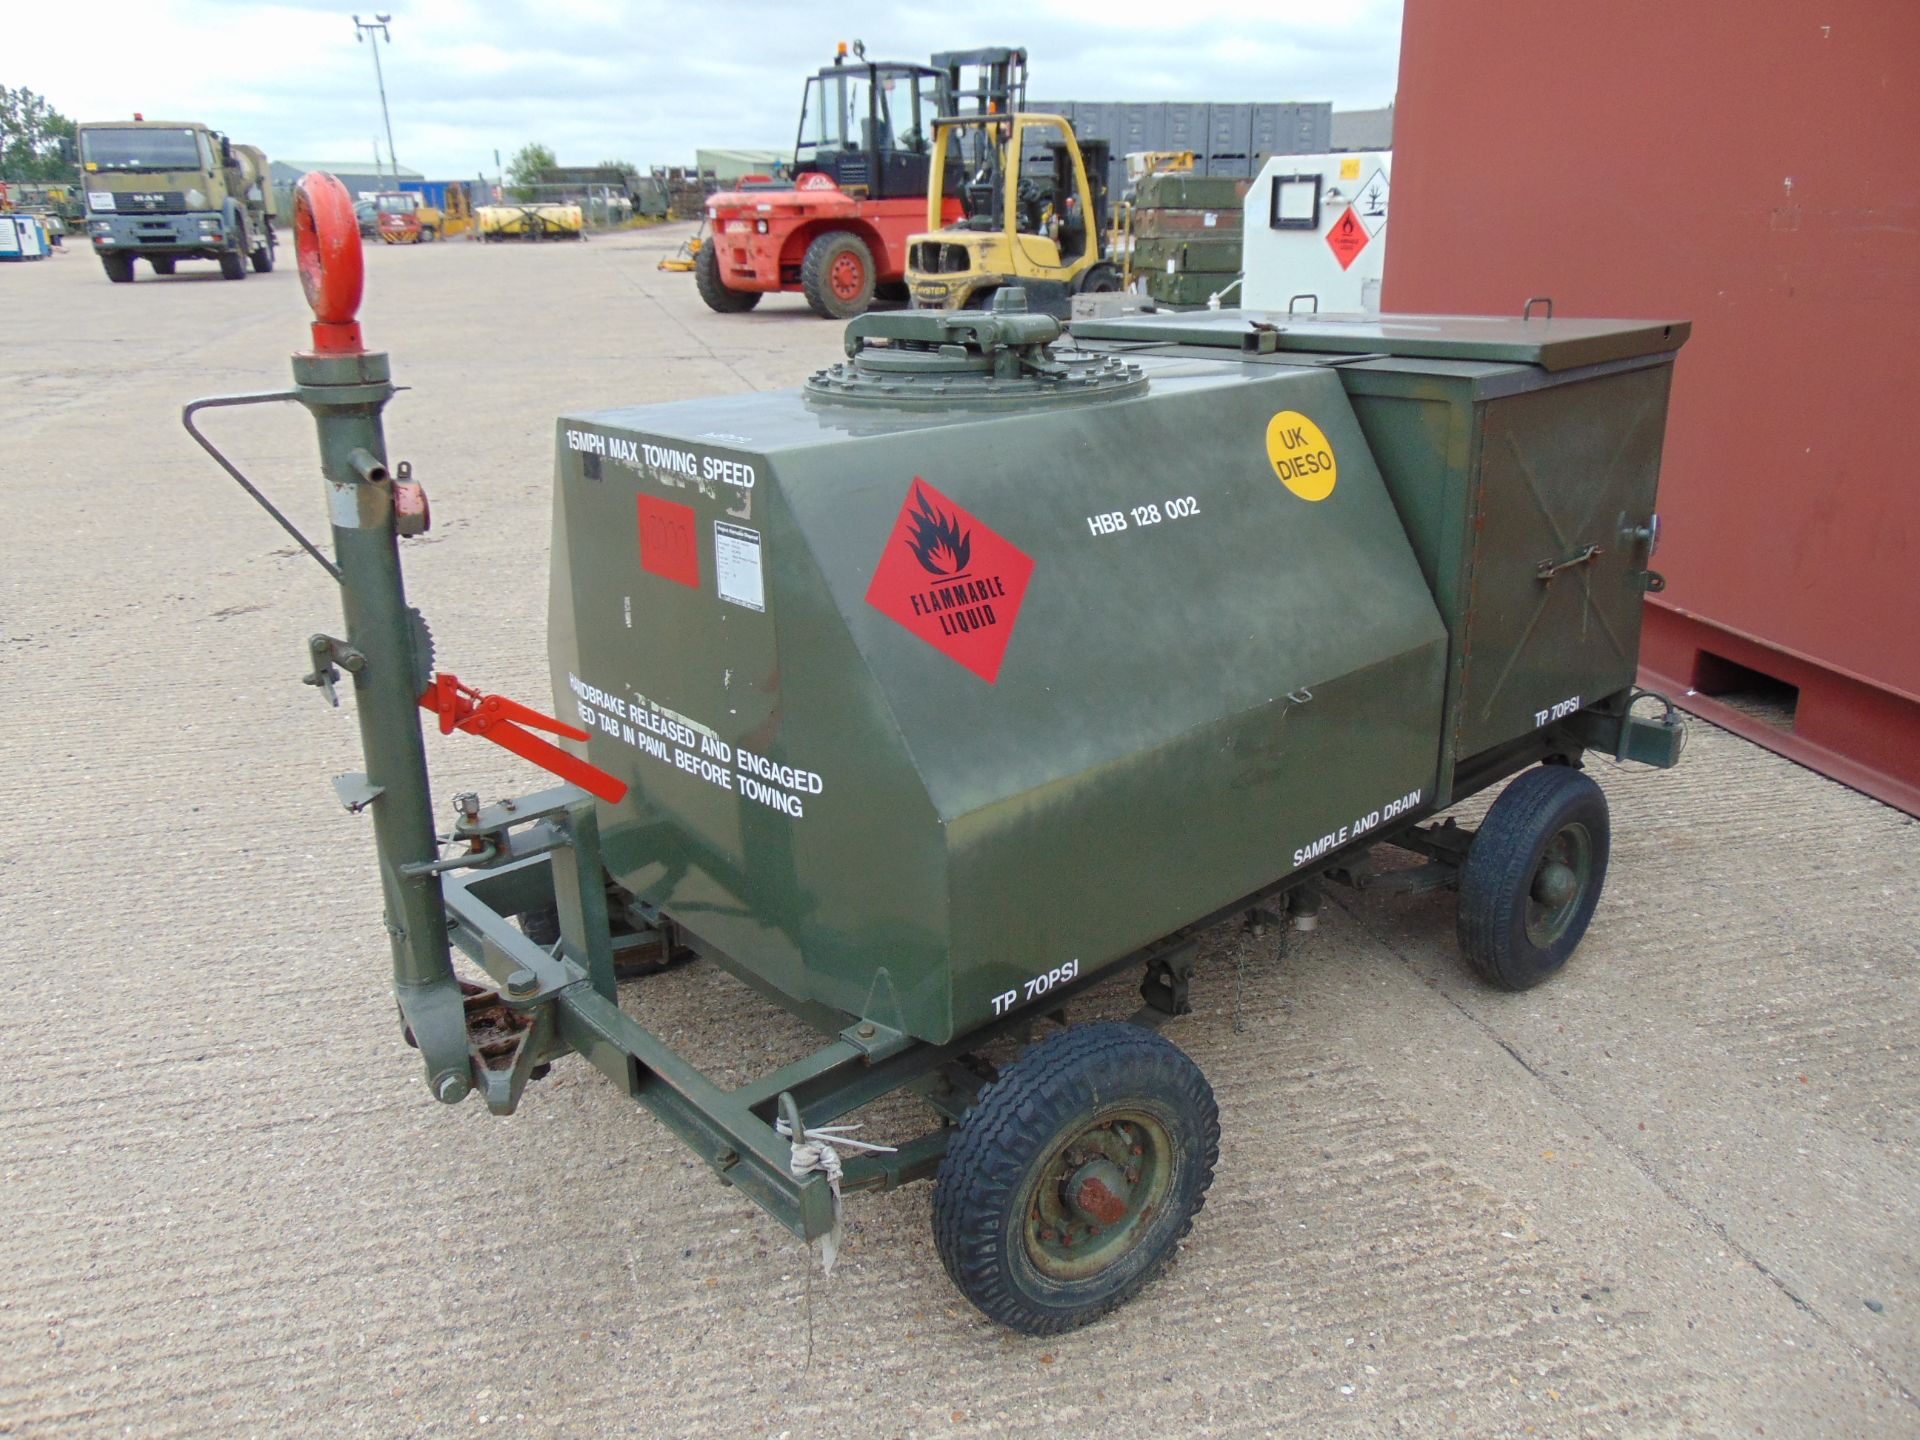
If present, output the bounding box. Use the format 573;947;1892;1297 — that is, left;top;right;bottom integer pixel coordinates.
15;0;1402;177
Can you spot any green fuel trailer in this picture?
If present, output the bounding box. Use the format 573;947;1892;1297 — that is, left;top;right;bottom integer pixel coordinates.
191;176;1687;1334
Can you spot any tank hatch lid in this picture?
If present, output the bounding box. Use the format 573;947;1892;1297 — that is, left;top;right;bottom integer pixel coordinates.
1069;309;1690;373
807;288;1147;409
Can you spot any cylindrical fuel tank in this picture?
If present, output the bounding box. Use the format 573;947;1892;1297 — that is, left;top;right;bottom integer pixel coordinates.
228;143;269;197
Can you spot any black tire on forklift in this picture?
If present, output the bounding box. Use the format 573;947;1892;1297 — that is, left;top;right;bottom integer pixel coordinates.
1457;764;1611;991
1076;263;1122;293
695;240;760;313
151;257;177;275
800;230;876;319
932;1021;1219;1335
251;230;274;272
219;238;247;280
103;252;135;283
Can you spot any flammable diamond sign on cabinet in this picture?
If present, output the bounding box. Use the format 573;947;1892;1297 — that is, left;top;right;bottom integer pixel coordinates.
188;178;1690;1336
1325;206;1369;268
864;479;1035;683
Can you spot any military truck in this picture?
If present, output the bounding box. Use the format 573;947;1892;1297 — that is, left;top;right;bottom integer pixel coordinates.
78;119;275;282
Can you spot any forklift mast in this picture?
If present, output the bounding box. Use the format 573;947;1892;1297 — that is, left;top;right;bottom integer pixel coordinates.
788;45;1029;204
932;47;1029;117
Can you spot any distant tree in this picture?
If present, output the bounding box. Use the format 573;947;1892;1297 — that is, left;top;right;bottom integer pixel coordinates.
505;141;556;200
598;157;639;175
0;85;78;182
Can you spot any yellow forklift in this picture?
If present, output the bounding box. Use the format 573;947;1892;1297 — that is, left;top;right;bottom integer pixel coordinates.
906;112;1120;316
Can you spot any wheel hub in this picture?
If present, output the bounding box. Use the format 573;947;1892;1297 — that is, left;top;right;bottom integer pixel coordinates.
1524;821;1594;947
1065;1158;1131;1225
1531;860;1578;907
830;252;865;300
1023;1114;1170;1281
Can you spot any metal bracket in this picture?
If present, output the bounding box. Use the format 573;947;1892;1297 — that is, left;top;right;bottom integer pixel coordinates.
1137;941;1199;1021
840;1017;912;1062
303;632;364;706
331;772;385;813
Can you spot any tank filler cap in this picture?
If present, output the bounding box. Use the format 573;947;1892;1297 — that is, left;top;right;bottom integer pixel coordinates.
806;288;1146;409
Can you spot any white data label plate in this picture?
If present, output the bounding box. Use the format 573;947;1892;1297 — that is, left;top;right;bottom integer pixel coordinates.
714;522;764;612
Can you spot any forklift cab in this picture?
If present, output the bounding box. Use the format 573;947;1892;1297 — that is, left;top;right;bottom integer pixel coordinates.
794;56;949;200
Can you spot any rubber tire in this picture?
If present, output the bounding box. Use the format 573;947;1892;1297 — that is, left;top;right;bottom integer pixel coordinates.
695;241;760;313
420;225;437;243
218;240;247;280
151;257;177;275
251;232;274;272
1457;765;1611;991
1076;263;1122;294
800;230;876;319
933;1021;1219;1335
102;253;135;283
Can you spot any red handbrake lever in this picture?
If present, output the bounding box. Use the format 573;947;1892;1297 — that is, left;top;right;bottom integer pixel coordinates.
420;672;630;805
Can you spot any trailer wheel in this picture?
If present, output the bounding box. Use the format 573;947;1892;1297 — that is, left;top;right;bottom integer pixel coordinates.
102;253;135;283
695;241;760;313
800;231;875;318
1457;765;1611;990
151;257;177;275
933;1021;1219;1334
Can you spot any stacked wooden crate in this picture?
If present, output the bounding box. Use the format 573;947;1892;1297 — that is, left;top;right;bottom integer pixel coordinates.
1131;173;1253;307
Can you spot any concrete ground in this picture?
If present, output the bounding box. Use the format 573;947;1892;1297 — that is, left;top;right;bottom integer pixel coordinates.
1;225;1914;1440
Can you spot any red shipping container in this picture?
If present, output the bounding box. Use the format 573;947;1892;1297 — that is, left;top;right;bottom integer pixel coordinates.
1386;0;1920;814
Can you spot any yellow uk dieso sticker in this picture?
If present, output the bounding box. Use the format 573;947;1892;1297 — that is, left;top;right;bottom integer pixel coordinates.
1266;411;1338;501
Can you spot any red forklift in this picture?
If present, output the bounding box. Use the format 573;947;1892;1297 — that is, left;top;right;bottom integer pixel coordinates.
698;44;1026;318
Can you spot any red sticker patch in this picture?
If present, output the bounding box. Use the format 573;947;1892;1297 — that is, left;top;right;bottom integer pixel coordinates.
638;493;700;588
865;478;1034;684
1325;204;1369;270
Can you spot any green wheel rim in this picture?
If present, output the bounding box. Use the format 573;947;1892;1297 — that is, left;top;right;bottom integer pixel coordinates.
1525;820;1593;947
1021;1110;1174;1282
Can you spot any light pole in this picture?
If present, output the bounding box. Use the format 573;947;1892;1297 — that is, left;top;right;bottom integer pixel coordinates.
354;14;399;185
